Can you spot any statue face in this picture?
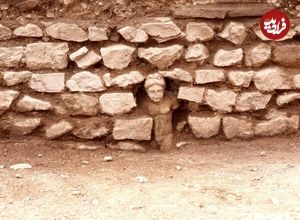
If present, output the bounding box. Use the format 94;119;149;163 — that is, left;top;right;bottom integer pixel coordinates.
147;84;164;103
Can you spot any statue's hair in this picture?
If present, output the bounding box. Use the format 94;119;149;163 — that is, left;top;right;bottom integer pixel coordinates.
144;73;165;90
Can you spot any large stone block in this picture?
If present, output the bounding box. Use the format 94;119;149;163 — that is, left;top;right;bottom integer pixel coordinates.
25;43;69;70
218;22;247;45
228;70;254;87
16;95;52;112
159;68;193;83
244;43;271;67
213;48;243;67
88;26;108;41
13;24;43;37
0;90;20;114
195;69;225;84
100;44;135;70
185;44;209;63
185;22;214;42
111;71;144;88
29;73;65;93
113;117;153;140
66;71;105;92
223;116;254;139
2;71;33;86
45;120;74;139
138;45;183;69
178;86;205;104
99;92;136;115
205;89;237;112
273;45;300;67
2;116;42;135
235;92;272;112
118;26;148;43
0;47;24;68
72;118;110;139
188;115;221;138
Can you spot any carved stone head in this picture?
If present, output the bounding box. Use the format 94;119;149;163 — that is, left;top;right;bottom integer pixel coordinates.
144;73;166;103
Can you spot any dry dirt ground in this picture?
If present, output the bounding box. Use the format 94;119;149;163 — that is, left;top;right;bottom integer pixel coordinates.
0;136;300;220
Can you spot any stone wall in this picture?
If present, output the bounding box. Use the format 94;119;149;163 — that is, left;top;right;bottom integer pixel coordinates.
0;0;300;150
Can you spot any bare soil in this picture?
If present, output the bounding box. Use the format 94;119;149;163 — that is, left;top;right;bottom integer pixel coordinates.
0;136;300;220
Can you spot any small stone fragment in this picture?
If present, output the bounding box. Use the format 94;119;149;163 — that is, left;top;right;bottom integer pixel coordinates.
293;74;300;89
0;90;20;113
118;26;148;43
276;92;300;106
178;86;205;103
69;47;89;61
45;120;73;139
66;71;105;92
77;144;99;151
29;73;65;93
213;48;243;67
185;22;214;42
111;71;144;88
10;163;32;170
235;92;272;112
244;43;271;67
16;95;52;112
135;176;148;183
218;22;247;45
103;156;113;162
88;27;108;41
2;71;32;86
205;89;237;112
76;50;102;69
159;68;193;83
13;24;43;37
188;115;221;138
0;24;12;40
0;47;24;68
185;44;209;63
222;116;254;139
195;69;225;84
109;141;146;153
228;70;254;87
103;73;112;87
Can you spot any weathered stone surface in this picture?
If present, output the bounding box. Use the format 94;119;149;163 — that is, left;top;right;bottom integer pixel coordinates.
72;118;110;139
236;92;272;112
185;44;209;63
46;120;73;139
254;28;296;42
293;74;300;89
213;48;243;67
88;27;108;41
223;116;254;139
218;22;247;45
46;22;88;42
103;73;112;87
13;24;43;37
112;71;144;88
276;92;300;106
228;70;254;87
0;90;20;114
99;92;136;115
185;22;214;42
178;86;205;103
25;43;69;70
0;24;12;40
100;44;135;70
253;67;290;92
273;44;300;67
113;117;153;140
118;26;148;43
3;116;42;135
0;47;24;68
16;95;52;112
14;0;39;11
255;115;299;136
2;71;32;86
61;94;99;116
195;69;225;84
205;89;237;112
139;17;183;43
138;45;184;69
159;68;193;83
188;115;221;138
69;47;88;61
74;50;101;69
66;71;105;92
244;43;271;67
29;73;65;93
109;141;146;152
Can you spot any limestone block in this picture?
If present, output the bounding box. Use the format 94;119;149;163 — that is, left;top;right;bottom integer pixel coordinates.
178;86;205;103
0;47;24;68
118;26;148;43
46;120;74;139
159;68;193;83
138;45;183;69
0;90;20;114
235;92;272;112
66;71;105;92
228;70;254;87
223;116;254;139
188;115;221;138
16;95;52;112
25;43;69;70
46;22;88;42
100;44;135;70
244;43;271;67
213;48;243;67
195;69;225;84
61;93;99;116
205;89;237;112
13;24;43;37
185;44;209;63
111;71;144;88
99;92;136;115
185;22;214;42
29;73;65;93
88;26;108;41
218;21;247;45
2;71;32;86
113;117;153;140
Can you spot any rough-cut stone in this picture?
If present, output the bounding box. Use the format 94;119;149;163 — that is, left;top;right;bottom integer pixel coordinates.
61;94;99;116
75;50;102;69
178;86;205;103
235;92;272;112
273;45;300;67
0;90;20;114
25;43;69;70
218;22;247;45
185;22;214;42
66;71;105;92
276;92;300;106
138;45;184;69
103;73;112;87
72;118;110;139
188;115;221;138
159;68;193;83
195;69;225;84
29;73;65;93
13;24;43;37
46;22;88;42
99;92;137;115
100;44;135;70
185;44;209;63
244;43;271;67
2;71;32;86
293;74;300;89
109;141;146;152
253;67;290;92
228;70;254;87
139;17;183;43
213;48;243;67
46;120;74;139
118;26;148;43
15;0;39;11
0;47;24;68
223;117;254;139
69;47;89;61
205;89;237;112
16;95;52;112
4;116;42;135
255;115;299;136
0;24;12;40
112;71;144;88
113;117;153;140
88;27;108;41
